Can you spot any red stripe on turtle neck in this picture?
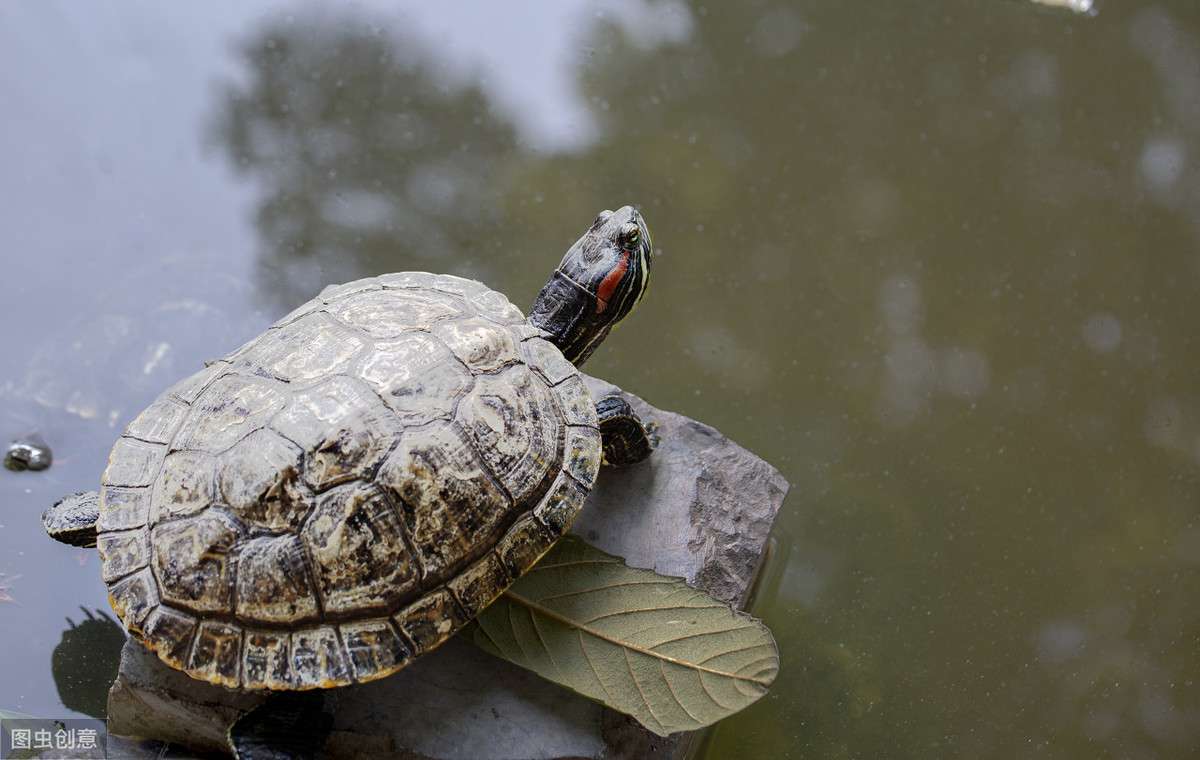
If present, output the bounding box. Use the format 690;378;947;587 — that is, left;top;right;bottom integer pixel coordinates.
595;250;630;314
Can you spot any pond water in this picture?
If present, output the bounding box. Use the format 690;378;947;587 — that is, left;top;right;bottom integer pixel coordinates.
3;1;1200;757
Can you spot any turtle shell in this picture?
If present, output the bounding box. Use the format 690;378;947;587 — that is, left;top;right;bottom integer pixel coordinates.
95;273;600;690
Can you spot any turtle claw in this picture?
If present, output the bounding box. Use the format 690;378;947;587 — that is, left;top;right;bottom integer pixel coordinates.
597;395;657;466
644;421;662;452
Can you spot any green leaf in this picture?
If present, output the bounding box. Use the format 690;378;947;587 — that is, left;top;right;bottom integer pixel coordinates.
471;536;778;736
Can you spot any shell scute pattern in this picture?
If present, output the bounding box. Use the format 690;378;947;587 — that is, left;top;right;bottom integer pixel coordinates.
447;552;510;618
102;438;165;489
97;486;151;532
151;510;241;614
375;421;511;581
124;396;188;444
235;313;366;383
534;471;591;534
495;514;556;578
377;271;437;290
217;428;307;531
429;273;489;298
98;276;600;690
271;300;324;330
189;620;242;688
318;276;383;303
301;483;419;615
470;289;525;325
234;534;320;624
433;317;520;373
563;426;602;486
108;569;159;633
242;629;293;689
142;606;198;670
521;337;577;387
165;361;227;405
456;366;562;506
172;376;289;454
552;375;600;428
289;626;351;688
358;332;474;425
97;528;151;583
329;289;460;338
392;589;464;655
341;619;412;683
151;450;217;523
271;376;400;492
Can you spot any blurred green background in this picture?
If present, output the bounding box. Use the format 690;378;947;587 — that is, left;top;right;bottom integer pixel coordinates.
3;1;1200;757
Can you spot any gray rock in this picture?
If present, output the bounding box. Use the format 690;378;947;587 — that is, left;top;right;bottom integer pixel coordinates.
107;380;789;759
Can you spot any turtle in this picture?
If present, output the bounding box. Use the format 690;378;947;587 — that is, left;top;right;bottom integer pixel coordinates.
42;205;656;757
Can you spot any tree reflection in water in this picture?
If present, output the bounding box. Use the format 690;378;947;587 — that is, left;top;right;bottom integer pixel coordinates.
213;15;520;307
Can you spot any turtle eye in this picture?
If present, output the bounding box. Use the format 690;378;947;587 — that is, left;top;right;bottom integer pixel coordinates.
623;225;640;248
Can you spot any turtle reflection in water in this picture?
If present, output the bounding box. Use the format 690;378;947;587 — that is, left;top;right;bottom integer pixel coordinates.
42;207;657;759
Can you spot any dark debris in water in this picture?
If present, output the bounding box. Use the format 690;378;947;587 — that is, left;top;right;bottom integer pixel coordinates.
4;435;52;471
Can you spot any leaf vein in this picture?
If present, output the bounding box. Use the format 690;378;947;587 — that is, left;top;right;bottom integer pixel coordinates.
697;669;735;711
532;578;679;604
696;642;776;666
737;655;781;675
502;590;773;685
507;598;537;666
473;619;503;655
583;603;726;625
648;624;750;650
579;629;617;707
623;646;665;734
531;559;623;571
659;657;703;726
529;605;565;682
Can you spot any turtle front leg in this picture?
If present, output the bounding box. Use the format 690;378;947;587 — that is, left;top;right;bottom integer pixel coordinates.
42;491;100;548
596;394;658;466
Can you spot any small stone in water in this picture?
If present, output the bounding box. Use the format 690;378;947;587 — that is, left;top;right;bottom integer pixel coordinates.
4;437;53;472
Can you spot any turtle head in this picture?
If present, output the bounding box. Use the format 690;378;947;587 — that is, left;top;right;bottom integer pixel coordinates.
528;205;652;367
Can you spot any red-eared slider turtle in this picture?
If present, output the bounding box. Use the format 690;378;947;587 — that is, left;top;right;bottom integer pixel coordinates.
42;206;655;756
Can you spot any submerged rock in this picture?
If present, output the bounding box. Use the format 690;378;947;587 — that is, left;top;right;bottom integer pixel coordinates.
106;380;789;759
4;435;52;471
